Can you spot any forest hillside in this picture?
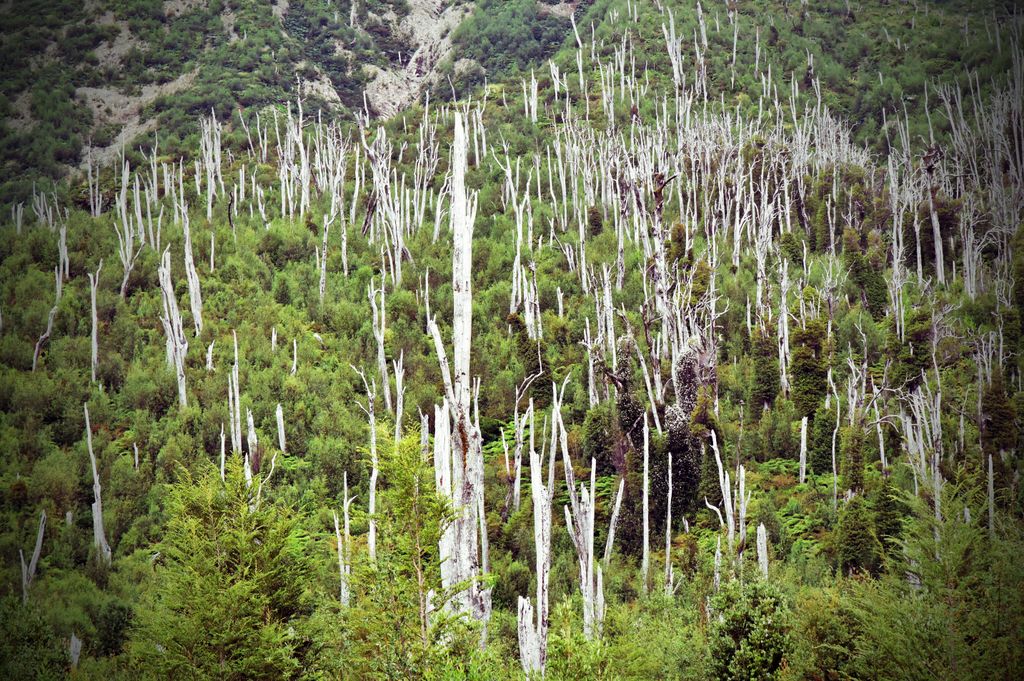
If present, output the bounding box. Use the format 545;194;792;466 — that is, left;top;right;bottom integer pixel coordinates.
1;0;1023;679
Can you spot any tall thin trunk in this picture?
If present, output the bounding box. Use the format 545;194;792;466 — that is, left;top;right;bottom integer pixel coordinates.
84;403;111;566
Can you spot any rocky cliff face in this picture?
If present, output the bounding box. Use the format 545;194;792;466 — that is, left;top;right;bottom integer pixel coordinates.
0;0;571;197
362;0;473;118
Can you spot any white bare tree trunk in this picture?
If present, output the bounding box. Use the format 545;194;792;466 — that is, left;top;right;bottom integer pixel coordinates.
603;478;625;566
70;633;82;669
368;278;391;409
158;249;188;408
926;184;945;285
756;522;769;579
393;352;405;442
32;266;62;372
20;510;46;604
245;408;257;487
275;403;286;453
335;472;354;607
799;416;808;484
181;209;203;335
229;331;242;455
219;423;226;481
430;111;489;634
705;431;735;555
355;371;378;562
84;403;111;566
114;217;141;298
88;261;102;384
517;388;555;675
319;213;332;304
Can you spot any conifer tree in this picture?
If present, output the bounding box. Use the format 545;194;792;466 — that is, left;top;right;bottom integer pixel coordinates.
810;402;839;474
982;373;1017;457
842;423;866;495
873;476;906;565
129;461;313;678
790;319;828;417
752;326;780;410
709;580;791;681
837;495;876;576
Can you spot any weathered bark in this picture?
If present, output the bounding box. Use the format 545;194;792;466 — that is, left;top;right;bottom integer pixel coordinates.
275;403;286;454
32;266;62;372
228;331;242;455
20;510;46;604
757;522;769;579
603;478;625;566
114;215;141;298
89;260;102;384
84;403;112;566
799;416;808;484
368;280;392;414
245;408;257;486
70;633;82;669
562;383;618;640
219;423;226;481
335;471;354;607
704;431;735;555
354;368;379;562
393;352;405;442
319;213;332;304
430;110;489;634
158;248;188;408
517;387;554;675
181;208;203;335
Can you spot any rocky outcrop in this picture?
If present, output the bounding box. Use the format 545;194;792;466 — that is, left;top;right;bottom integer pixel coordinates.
363;0;473;118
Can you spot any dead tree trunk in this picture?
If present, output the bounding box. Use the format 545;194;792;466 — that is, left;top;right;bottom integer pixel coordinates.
158;249;188;408
88;261;102;384
799;416;808;484
368;278;392;414
517;386;557;676
20;510;46;604
756;522;769;579
84;403;112;566
429;111;490;635
354;368;379;562
181;208;203;335
32;266;62;372
335;471;354;607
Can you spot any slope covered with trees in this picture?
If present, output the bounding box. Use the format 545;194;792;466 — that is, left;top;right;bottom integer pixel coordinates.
2;0;1023;679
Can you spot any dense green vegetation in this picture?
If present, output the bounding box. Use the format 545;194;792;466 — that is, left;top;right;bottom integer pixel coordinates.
2;0;1023;678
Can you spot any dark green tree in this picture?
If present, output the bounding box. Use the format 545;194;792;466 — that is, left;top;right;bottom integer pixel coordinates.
666;402;701;518
752;326;780;410
128;460;314;679
709;579;791;681
981;373;1017;457
316;433;461;677
791;318;829;417
873;476;906;566
582;401;618;475
0;596;68;680
837;495;876;575
810;402;838;475
844;226;888;316
841;422;866;494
